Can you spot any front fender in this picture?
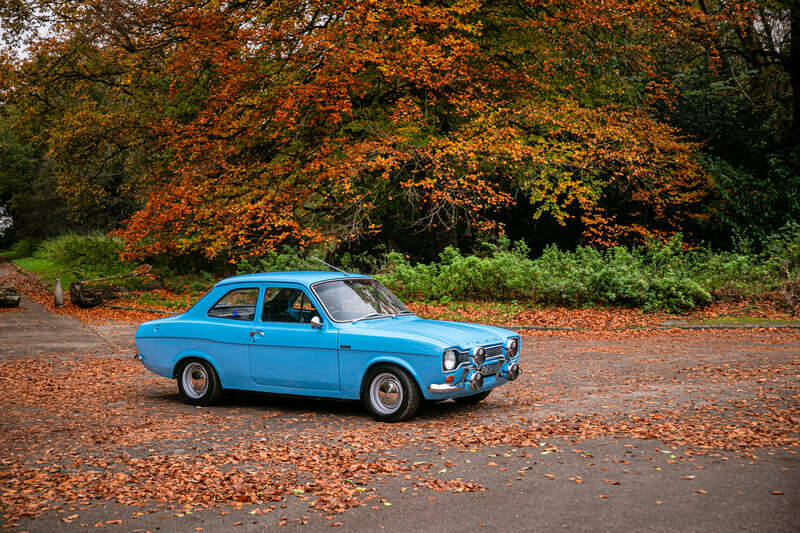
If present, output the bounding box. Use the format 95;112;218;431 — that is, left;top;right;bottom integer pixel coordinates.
344;353;440;400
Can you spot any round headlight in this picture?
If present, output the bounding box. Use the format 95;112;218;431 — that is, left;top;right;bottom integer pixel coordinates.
443;350;458;371
471;346;486;366
505;338;519;358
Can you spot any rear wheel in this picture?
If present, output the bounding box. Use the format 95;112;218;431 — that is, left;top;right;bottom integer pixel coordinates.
455;390;491;405
177;359;222;406
362;365;421;422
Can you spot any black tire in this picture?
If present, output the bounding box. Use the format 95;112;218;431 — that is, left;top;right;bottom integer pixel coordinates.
455;390;491;405
176;358;223;406
362;364;421;422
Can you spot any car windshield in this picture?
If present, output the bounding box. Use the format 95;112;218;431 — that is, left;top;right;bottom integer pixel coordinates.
313;278;410;322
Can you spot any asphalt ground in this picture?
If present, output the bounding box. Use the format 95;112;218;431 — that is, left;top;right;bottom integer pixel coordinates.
1;294;798;532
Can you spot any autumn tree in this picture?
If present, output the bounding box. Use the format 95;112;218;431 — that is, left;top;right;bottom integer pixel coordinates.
1;0;784;261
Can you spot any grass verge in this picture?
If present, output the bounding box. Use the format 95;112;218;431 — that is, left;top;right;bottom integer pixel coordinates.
13;257;76;290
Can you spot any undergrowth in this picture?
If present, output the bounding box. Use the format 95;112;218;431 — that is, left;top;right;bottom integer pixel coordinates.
5;225;799;314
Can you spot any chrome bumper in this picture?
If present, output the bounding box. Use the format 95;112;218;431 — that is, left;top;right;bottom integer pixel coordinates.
428;382;463;392
427;362;521;393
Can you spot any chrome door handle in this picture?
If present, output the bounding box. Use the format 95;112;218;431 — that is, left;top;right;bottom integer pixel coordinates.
249;331;264;337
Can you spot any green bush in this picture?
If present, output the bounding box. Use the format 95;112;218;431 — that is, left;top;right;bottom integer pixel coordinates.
198;228;800;312
686;249;768;299
157;268;219;295
0;239;36;259
237;247;322;274
379;236;723;311
378;238;536;302
8;233;136;289
38;233;134;279
762;222;800;311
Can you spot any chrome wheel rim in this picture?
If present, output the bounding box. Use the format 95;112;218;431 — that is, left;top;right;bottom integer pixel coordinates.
370;373;403;415
182;362;208;399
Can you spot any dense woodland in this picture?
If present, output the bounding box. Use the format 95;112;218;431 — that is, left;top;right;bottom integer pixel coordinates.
0;1;798;268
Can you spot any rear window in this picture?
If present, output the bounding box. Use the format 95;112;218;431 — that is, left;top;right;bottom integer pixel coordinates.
207;288;259;321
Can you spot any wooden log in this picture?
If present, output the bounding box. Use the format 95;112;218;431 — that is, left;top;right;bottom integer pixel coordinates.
69;281;124;308
0;286;21;307
68;264;159;308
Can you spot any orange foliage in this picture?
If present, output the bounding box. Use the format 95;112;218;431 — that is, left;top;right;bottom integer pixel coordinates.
2;1;736;259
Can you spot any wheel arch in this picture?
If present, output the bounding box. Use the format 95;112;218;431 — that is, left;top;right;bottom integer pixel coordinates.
171;351;220;379
359;357;424;399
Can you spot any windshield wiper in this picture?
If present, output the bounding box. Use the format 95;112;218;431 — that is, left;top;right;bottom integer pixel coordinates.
352;312;389;323
392;310;414;317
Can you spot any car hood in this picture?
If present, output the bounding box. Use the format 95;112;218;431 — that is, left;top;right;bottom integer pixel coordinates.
344;316;514;351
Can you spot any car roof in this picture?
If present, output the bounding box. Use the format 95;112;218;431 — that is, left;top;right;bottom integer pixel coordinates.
215;271;371;288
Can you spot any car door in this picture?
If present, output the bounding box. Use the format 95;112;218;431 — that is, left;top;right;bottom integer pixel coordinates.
248;285;340;392
200;285;262;388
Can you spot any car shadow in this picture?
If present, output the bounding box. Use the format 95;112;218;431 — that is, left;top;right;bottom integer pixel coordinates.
222;389;367;417
151;388;479;422
149;388;367;418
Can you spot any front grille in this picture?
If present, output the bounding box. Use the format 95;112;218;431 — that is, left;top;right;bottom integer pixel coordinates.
485;344;503;358
456;344;503;366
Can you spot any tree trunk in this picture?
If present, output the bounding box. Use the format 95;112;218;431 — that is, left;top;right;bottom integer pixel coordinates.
792;3;800;142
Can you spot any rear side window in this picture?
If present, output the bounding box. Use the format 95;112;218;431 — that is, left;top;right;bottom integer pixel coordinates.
207;288;259;321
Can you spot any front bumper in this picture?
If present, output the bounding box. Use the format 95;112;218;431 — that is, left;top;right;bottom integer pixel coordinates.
427;361;521;393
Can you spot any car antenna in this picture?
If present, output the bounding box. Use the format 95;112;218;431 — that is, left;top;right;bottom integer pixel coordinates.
311;256;348;276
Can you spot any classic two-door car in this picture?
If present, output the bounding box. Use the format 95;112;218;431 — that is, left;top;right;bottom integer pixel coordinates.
135;271;522;421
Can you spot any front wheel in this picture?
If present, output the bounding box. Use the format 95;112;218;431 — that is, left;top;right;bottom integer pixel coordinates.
177;359;223;406
363;365;421;422
455;390;491;405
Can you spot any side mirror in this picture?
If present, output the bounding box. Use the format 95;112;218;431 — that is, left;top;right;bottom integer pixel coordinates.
310;316;323;329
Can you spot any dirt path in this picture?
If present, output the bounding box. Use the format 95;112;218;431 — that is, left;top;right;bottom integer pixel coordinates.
0;262;137;357
0;262;105;357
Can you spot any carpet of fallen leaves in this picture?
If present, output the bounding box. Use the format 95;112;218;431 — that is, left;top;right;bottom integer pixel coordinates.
1;326;798;528
2;262;799;528
408;300;797;331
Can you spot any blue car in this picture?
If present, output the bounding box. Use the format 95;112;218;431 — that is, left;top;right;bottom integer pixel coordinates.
135;272;522;421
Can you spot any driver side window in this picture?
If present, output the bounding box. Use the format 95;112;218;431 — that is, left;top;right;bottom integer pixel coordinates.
262;287;319;324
